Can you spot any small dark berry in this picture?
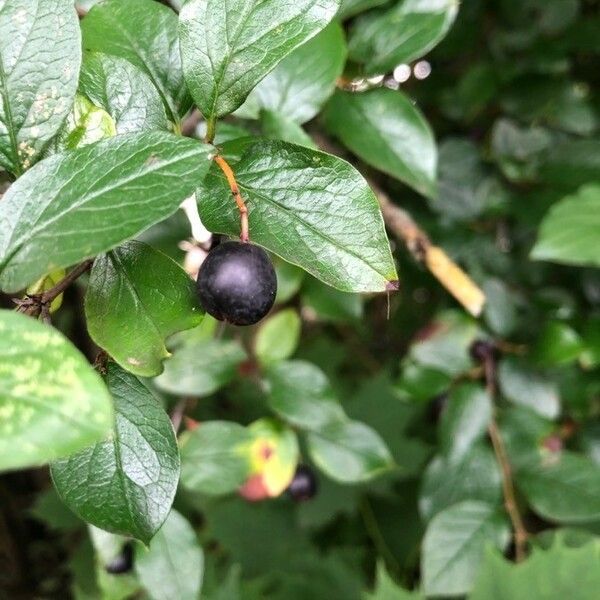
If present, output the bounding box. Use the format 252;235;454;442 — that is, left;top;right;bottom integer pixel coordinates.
196;241;277;326
469;339;496;364
286;465;318;502
105;543;133;575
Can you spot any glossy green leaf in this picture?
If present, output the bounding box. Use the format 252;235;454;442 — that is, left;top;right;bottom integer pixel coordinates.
419;446;502;521
515;450;600;524
135;510;204;600
0;0;81;175
498;358;560;419
0;132;213;293
239;23;346;124
422;501;510;597
0;310;112;472
471;539;600;600
86;241;203;377
439;383;492;463
80;52;170;133
307;420;394;483
265;360;347;431
180;421;254;495
348;0;459;74
81;0;191;121
51;363;180;544
531;184;600;267
255;309;301;366
325;88;437;198
179;0;339;120
198;139;398;293
155;339;246;397
260;109;317;148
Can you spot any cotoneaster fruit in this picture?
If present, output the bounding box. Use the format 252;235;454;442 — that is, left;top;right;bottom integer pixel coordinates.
196;241;277;326
286;465;318;502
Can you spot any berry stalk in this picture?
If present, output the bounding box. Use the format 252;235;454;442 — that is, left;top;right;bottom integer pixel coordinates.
213;155;249;243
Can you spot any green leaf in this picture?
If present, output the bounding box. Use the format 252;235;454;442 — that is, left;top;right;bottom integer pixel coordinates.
155;339;246;397
515;450;600;524
51;363;180;544
135;510;204;600
498;358;560;419
85;241;202;377
55;95;117;151
339;0;388;20
198;139;398;293
301;276;363;323
409;310;480;377
419;446;502;521
422;501;510;597
265;360;347;431
434;138;506;221
0;310;112;472
255;309;301;366
81;0;191;121
470;539;600;600
307;420;394;483
0;0;81;176
533;321;584;366
80;52;170;134
538;140;600;190
239;23;346;124
0;132;213;293
180;421;254;495
531;184;600;267
439;384;492;463
260;109;317;148
348;0;459;74
364;562;423;599
179;0;340;120
325;88;437;198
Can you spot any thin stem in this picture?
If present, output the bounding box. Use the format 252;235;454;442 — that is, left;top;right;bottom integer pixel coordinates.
483;353;529;562
204;116;217;144
16;260;93;319
213;155;249;242
40;260;93;304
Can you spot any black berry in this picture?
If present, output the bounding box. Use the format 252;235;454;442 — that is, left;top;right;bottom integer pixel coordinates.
105;543;133;575
287;465;318;502
196;241;277;326
469;339;496;364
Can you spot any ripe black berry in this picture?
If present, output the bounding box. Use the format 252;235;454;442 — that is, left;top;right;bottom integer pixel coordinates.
196;241;277;326
469;339;496;364
105;543;133;575
286;465;318;502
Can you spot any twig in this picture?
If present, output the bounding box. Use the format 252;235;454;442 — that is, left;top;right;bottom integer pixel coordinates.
170;397;189;433
16;260;93;318
213;154;249;242
478;345;529;562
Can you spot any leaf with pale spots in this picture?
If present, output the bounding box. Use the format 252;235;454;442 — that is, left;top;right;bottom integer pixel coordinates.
0;310;112;472
51;362;180;544
0;0;81;176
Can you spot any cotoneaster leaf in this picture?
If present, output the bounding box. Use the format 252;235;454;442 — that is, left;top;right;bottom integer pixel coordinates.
0;132;214;293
